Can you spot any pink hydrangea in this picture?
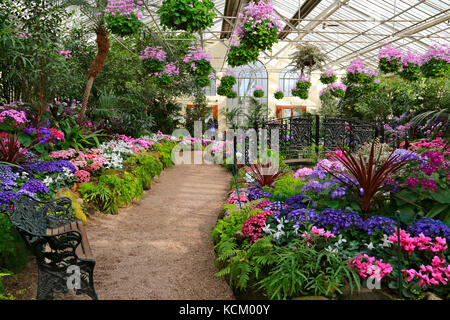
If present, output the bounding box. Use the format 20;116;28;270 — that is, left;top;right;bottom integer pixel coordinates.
293;167;314;179
74;170;91;183
242;210;273;243
0;109;28;126
226;193;249;204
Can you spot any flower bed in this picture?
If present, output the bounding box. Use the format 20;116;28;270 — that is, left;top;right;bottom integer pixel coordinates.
212;139;450;300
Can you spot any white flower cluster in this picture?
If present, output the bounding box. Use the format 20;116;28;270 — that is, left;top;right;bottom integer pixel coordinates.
103;152;124;169
42;167;75;188
325;234;347;254
262;218;286;241
100;139;134;155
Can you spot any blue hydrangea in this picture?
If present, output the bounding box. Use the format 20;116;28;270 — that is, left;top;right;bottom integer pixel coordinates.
20;179;49;194
315;208;364;234
0;166;19;191
361;216;397;235
21;160;76;174
247;185;272;201
407;217;450;240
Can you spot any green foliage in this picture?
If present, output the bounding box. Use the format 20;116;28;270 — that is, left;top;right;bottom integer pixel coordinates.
274;91;284;100
292;80;311;99
214;236;275;291
0;214;29;270
320;74;337;85
227;45;259;68
319;90;340;117
157;0;216;33
290;45;327;76
194;76;211;88
104;12;143;36
58;118;105;150
0;270;16;300
124;152;163;189
257;239;361;299
253;89;264;98
153;142;176;169
241;20;278;51
79;181;116;214
379;57;401;74
269;173;306;200
211;200;266;247
420;58;450;78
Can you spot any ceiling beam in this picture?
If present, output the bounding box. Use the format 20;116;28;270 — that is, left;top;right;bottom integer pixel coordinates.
220;0;245;39
278;0;322;40
267;0;349;65
329;10;450;67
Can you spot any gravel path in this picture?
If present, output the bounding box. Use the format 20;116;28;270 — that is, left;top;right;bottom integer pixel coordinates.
7;162;235;300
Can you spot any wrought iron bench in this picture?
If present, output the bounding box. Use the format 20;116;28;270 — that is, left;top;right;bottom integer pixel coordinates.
9;194;98;300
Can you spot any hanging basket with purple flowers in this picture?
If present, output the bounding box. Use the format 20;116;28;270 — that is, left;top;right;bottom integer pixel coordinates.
103;0;144;36
378;44;403;74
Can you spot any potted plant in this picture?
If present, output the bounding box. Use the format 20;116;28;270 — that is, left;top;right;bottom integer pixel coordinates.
328;82;347;98
292;75;311;99
184;43;214;87
274;89;284;100
140;46;167;73
157;0;216;33
420;44;450;78
345;57;378;85
378;44;403;74
290;44;326;77
253;85;264;98
398;51;421;81
218;69;237;97
103;0;144;36
320;68;337;85
227;1;280;67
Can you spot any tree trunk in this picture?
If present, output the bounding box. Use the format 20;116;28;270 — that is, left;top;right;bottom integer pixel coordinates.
78;25;110;126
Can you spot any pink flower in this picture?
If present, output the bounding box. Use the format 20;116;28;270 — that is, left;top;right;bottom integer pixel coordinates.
74;170;91;183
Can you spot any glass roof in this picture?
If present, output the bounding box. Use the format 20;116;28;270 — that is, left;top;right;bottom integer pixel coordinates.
127;0;449;70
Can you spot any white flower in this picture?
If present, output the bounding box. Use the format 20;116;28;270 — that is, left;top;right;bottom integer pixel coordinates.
43;176;53;187
325;246;338;253
365;242;375;250
262;223;273;235
273;230;285;240
381;234;393;248
293;224;300;235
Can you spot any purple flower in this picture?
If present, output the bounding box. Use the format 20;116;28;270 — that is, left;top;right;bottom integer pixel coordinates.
20;179;49;194
407;217;450;240
362;216;397;235
21;160;76;174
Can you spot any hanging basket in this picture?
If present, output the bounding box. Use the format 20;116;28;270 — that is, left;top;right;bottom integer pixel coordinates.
105;12;143;36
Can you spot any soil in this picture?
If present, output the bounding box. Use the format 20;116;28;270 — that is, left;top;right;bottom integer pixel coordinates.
4;162;235;300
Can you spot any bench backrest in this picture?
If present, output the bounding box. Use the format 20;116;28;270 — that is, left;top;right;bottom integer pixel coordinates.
10;194;74;238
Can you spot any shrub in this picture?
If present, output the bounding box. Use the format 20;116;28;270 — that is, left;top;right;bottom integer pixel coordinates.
0;214;28;270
